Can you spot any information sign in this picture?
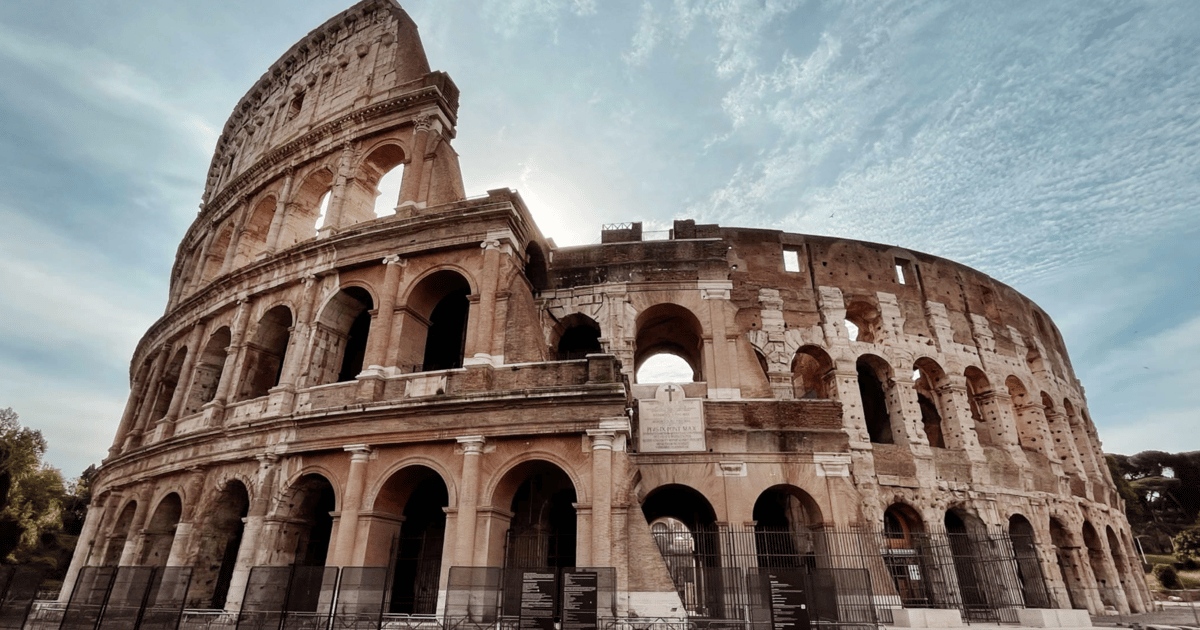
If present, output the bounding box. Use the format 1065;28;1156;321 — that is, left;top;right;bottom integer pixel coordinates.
519;572;556;630
765;570;810;630
562;571;598;630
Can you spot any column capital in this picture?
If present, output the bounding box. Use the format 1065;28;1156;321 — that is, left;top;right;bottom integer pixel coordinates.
587;430;615;451
343;444;373;460
456;435;486;454
382;254;407;266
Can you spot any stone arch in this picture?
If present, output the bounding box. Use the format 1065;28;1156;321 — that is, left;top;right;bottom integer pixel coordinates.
1083;520;1119;610
752;485;823;569
283;167;334;245
882;502;931;606
185;326;231;415
944;507;996;614
913;357;948;448
103;499;139;565
791;345;835;399
233;195;278;267
371;464;450;614
1106;525;1136;612
844;299;883;343
200;224;235;284
493;460;580;586
634;302;705;383
1005;375;1042;453
310;286;375;385
347;141;407;224
857;354;895;444
963;366;1001;447
552;313;602;360
642;484;725;617
189;478;250;608
237;305;293;400
486;451;587;508
1008;513;1051;608
149;346;189;423
398;269;473;372
138;492;183;566
1049;517;1087;609
270;472;338;567
524;241;548;293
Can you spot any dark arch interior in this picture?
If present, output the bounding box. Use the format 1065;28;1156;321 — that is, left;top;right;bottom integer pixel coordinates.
857;358;892;444
556;316;602;359
635;304;704;382
525;243;548;293
390;469;449;614
293;475;336;567
642;485;725;617
753;486;819;569
203;482;250;609
335;287;374;382
240;305;293;400
423;289;469;371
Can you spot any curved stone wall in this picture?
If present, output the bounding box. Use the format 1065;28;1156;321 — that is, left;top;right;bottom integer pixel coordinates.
64;0;1150;621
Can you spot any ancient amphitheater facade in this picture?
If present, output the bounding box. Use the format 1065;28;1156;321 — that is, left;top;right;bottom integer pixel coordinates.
63;1;1150;626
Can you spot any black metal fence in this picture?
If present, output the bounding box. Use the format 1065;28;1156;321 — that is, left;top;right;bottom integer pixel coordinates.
59;566;192;630
0;565;44;630
649;523;1050;625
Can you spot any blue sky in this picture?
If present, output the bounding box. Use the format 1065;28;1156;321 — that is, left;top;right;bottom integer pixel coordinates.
1;0;1197;476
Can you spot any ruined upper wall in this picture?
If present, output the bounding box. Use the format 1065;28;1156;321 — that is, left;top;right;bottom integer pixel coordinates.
202;1;437;205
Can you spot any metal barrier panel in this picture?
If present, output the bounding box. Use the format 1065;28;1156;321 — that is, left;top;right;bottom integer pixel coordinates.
139;567;193;630
0;565;44;630
235;566;293;630
443;567;502;629
331;567;387;630
97;566;158;630
281;566;339;630
60;566;119;630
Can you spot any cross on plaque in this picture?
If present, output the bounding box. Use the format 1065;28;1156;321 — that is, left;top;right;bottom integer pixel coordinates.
663;384;682;401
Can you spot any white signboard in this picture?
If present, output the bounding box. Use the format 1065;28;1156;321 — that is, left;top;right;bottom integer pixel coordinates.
638;384;705;452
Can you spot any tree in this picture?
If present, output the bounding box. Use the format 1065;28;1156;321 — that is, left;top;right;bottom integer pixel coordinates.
0;407;64;563
1174;526;1200;564
1110;449;1200;553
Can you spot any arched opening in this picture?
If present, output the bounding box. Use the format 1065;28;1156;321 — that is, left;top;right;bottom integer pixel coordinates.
286;169;334;244
201;226;235;284
1064;400;1099;478
345;143;406;223
752;485;822;569
103;501;138;565
190;480;249;609
913;358;947;448
496;462;578;619
844;300;883;343
882;504;931;606
1106;526;1133;611
1005;376;1041;454
185;327;231;415
150;348;188;422
1083;521;1115;609
1009;514;1050;608
234;196;277;267
944;509;990;614
374;466;448;615
138;493;182;566
857;355;893;444
1049;518;1086;609
524;243;548;293
278;474;336;567
1026;346;1047;376
554;314;602;360
238;306;292;401
964;367;996;447
310;287;374;385
635;304;704;383
791;345;834;399
399;270;471;372
642;485;723;617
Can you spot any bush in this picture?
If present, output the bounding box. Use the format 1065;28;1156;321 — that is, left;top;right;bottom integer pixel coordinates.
1174;527;1200;565
1154;563;1182;590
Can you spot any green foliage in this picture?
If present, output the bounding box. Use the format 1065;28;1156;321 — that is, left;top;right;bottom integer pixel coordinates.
1110;449;1200;552
1173;526;1200;564
1108;455;1147;523
0;407;67;565
1153;563;1182;590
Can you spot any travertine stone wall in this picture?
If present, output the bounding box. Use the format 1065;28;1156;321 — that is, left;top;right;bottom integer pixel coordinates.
63;0;1150;620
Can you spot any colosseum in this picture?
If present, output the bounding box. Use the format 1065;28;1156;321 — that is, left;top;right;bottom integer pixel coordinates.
58;1;1150;628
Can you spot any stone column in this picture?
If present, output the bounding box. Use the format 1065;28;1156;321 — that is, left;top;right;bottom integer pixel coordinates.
464;234;509;365
118;500;152;566
205;299;251;426
126;347;170;451
700;282;737;399
165;469;207;567
453;436;486;566
59;493;117;602
158;322;208;439
109;366;150;458
264;168;294;253
588;430;615;567
318;143;356;237
275;275;321;392
224;454;278;612
330;444;372;567
363;256;405;370
398;115;432;213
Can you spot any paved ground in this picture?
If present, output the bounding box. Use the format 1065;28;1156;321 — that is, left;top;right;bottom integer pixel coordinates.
1092;603;1200;629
